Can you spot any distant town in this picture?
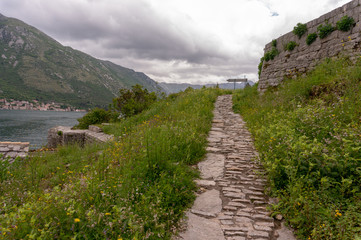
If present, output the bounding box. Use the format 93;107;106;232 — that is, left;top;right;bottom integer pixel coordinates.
0;99;86;112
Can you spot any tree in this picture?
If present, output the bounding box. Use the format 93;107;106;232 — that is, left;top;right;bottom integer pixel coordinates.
112;84;157;118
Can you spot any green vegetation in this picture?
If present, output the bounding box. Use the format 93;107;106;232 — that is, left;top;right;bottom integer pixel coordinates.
75;108;119;129
272;39;278;48
264;47;279;62
336;15;355;32
285;41;298;51
112;84;158;118
258;57;265;78
306;33;318;45
0;87;224;239
233;58;361;240
318;23;335;39
293;23;308;38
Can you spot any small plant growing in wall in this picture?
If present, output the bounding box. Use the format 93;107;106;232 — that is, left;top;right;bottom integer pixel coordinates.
293;23;307;38
318;22;335;39
285;41;298;51
258;57;264;77
264;47;279;62
272;39;277;48
306;33;318;45
336;15;355;32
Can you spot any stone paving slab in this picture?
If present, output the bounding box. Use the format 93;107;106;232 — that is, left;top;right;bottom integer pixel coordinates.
175;95;296;240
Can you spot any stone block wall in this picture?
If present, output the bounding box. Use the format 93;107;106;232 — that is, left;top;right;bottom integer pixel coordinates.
258;0;361;92
0;142;29;161
48;126;113;148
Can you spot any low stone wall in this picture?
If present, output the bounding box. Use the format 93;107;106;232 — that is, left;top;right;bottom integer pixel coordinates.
258;0;361;91
0;142;29;161
48;125;113;148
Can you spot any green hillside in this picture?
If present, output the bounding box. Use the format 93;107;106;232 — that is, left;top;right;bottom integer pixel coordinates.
233;58;361;240
0;13;162;109
0;87;227;239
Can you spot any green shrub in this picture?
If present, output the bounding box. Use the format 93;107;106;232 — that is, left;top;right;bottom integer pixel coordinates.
264;47;279;62
76;108;118;129
112;84;157;118
258;57;264;77
306;33;318;45
285;41;298;51
336;15;355;32
318;23;335;39
293;23;308;38
272;39;277;48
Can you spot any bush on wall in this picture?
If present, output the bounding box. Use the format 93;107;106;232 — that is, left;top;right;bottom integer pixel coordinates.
285;41;298;51
306;33;318;45
318;23;335;39
264;47;279;62
293;23;308;38
336;15;355;32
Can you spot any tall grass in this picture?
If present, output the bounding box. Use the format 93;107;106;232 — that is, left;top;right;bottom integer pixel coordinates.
0;87;223;239
233;58;361;240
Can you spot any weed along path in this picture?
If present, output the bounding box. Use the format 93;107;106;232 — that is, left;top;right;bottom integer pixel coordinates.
175;95;296;240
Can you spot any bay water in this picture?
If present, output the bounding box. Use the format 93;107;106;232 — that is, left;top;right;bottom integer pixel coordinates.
0;110;85;149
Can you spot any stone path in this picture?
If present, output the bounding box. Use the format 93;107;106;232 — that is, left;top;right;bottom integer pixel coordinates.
176;95;296;240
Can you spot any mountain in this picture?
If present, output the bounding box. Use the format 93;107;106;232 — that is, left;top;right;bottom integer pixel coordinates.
0;13;163;109
159;81;254;94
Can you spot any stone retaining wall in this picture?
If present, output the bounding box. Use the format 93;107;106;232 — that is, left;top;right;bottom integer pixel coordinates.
47;125;113;148
258;0;361;91
0;142;29;161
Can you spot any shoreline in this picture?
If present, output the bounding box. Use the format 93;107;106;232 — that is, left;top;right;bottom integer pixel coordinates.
0;99;86;112
0;108;86;112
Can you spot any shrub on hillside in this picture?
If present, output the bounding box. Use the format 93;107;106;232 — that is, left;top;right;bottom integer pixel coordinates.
76;108;119;129
112;84;157;118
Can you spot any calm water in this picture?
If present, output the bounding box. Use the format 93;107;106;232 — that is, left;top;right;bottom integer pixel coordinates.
0;110;85;149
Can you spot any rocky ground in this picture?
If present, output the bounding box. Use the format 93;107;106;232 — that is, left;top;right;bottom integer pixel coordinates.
175;95;296;240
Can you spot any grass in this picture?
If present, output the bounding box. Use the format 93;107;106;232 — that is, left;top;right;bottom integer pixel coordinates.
233;57;361;240
0;87;225;239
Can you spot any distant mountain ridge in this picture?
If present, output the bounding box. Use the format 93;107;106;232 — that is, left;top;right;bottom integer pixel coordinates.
0;13;163;108
159;81;254;94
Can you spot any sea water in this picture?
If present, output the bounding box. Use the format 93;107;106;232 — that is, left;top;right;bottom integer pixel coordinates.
0;110;85;149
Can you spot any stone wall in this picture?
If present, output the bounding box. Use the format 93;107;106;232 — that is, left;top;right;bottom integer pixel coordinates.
258;0;361;92
48;125;113;148
0;142;29;161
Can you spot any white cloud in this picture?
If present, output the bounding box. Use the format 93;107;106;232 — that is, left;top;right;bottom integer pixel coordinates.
0;0;351;84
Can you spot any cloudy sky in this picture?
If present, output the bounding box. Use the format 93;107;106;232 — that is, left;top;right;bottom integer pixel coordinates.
0;0;350;84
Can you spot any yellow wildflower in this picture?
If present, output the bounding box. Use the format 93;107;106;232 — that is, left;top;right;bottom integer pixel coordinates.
74;218;81;223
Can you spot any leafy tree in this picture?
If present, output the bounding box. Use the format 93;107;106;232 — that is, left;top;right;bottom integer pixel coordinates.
112;84;157;118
